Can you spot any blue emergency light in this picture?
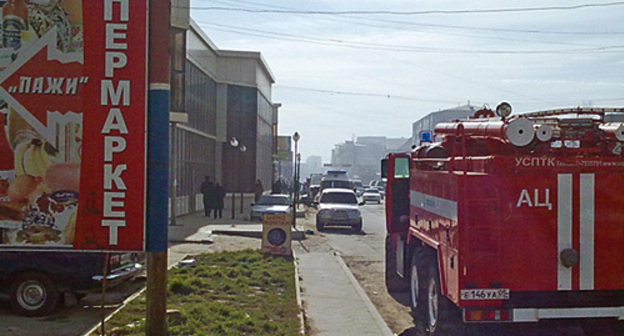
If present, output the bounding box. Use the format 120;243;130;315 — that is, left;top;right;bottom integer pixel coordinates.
420;131;432;144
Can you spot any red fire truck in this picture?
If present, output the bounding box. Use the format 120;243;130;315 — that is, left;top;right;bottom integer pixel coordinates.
383;102;624;335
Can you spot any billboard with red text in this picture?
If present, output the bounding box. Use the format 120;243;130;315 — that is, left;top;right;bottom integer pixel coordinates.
0;0;147;251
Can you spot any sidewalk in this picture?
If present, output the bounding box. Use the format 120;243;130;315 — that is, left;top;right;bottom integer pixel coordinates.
296;250;394;336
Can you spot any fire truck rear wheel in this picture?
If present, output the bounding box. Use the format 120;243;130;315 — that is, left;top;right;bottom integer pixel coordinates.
422;262;464;336
385;234;409;292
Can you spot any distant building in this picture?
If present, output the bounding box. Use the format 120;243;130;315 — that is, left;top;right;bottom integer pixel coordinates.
300;155;323;182
331;136;407;184
275;135;293;190
395;104;478;152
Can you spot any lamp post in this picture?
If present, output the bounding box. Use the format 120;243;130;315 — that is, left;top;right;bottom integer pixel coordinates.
239;145;247;215
292;132;300;228
229;137;247;219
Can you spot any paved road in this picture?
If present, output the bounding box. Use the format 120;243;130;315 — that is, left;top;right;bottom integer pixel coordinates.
319;201;622;336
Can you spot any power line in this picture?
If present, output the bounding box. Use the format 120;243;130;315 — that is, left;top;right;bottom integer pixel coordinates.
198;21;624;54
275;85;467;104
196;0;624;36
187;1;624;15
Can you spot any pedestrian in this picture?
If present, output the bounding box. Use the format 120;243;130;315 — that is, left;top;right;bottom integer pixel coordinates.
272;179;282;194
200;176;215;217
214;182;225;219
254;179;264;202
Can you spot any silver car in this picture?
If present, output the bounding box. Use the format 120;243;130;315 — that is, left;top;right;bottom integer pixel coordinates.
315;188;362;232
362;188;382;204
249;195;291;221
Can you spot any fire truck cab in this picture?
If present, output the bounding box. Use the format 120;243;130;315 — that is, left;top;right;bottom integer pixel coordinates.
384;102;624;335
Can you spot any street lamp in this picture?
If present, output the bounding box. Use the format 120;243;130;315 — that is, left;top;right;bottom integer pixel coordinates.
292;132;300;228
229;137;246;219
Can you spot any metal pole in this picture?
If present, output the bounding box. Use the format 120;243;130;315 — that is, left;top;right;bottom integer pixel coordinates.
292;139;298;227
238;150;244;213
146;0;170;335
231;192;235;219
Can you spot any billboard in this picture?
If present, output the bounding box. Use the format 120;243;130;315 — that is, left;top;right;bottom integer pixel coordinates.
275;135;291;161
0;0;147;251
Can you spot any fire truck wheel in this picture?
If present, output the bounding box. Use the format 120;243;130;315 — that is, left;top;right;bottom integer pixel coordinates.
422;262;464;336
385;234;409;292
409;249;426;310
10;272;59;317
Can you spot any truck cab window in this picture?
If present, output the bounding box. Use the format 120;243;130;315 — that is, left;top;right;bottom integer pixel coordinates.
394;157;409;179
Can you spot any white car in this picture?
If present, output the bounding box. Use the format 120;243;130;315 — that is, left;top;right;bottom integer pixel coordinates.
362;188;382;204
315;188;362;232
249;195;291;221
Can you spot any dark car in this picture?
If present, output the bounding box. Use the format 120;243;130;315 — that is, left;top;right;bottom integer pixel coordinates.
0;250;143;316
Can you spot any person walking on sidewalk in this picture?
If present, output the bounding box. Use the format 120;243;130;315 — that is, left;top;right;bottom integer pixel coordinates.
200;176;215;217
254;179;264;202
214;182;226;219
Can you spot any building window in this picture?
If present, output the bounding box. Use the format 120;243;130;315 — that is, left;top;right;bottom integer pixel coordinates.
170;28;186;112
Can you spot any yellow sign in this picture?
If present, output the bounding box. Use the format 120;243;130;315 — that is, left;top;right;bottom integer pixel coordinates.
261;214;292;256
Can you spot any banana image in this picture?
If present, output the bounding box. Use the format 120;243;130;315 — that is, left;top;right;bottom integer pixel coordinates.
13;140;30;175
22;142;42;176
31;145;49;177
15;139;58;177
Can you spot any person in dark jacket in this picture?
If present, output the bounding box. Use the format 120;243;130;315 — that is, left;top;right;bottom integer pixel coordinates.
200;176;215;217
214;182;226;219
254;179;264;202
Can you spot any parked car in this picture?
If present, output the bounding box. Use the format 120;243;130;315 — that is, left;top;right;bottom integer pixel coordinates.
362;188;382;204
249;194;291;221
0;251;144;316
315;188;362;232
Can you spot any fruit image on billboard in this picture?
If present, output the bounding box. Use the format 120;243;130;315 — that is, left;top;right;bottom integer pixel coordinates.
0;0;147;251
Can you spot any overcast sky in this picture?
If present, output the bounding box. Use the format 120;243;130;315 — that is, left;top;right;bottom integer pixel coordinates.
190;0;624;162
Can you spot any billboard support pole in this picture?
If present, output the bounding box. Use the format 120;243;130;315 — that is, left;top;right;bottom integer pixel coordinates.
146;0;170;335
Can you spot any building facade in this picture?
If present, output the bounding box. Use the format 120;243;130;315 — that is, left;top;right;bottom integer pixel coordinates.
168;15;279;216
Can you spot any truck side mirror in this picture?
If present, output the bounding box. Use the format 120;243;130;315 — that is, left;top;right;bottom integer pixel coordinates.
381;159;388;178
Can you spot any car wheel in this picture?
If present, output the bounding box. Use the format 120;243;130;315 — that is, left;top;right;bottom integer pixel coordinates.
377;200;381;204
352;219;362;233
316;217;324;231
10;272;59;317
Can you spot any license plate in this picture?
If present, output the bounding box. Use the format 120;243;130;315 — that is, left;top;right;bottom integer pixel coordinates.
460;288;510;300
334;211;348;220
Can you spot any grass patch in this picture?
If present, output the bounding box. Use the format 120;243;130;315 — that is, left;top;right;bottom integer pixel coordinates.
98;249;299;336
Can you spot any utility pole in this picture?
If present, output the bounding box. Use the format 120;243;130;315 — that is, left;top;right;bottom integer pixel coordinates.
291;132;300;228
146;0;170;335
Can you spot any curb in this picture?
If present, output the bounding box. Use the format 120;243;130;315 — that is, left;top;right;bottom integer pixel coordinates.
80;254;188;336
335;253;394;336
210;229;306;240
211;229;263;238
292;249;306;336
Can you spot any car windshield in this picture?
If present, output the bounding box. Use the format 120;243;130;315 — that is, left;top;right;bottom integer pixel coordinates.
365;189;379;194
320;192;357;204
256;196;290;205
321;180;352;189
